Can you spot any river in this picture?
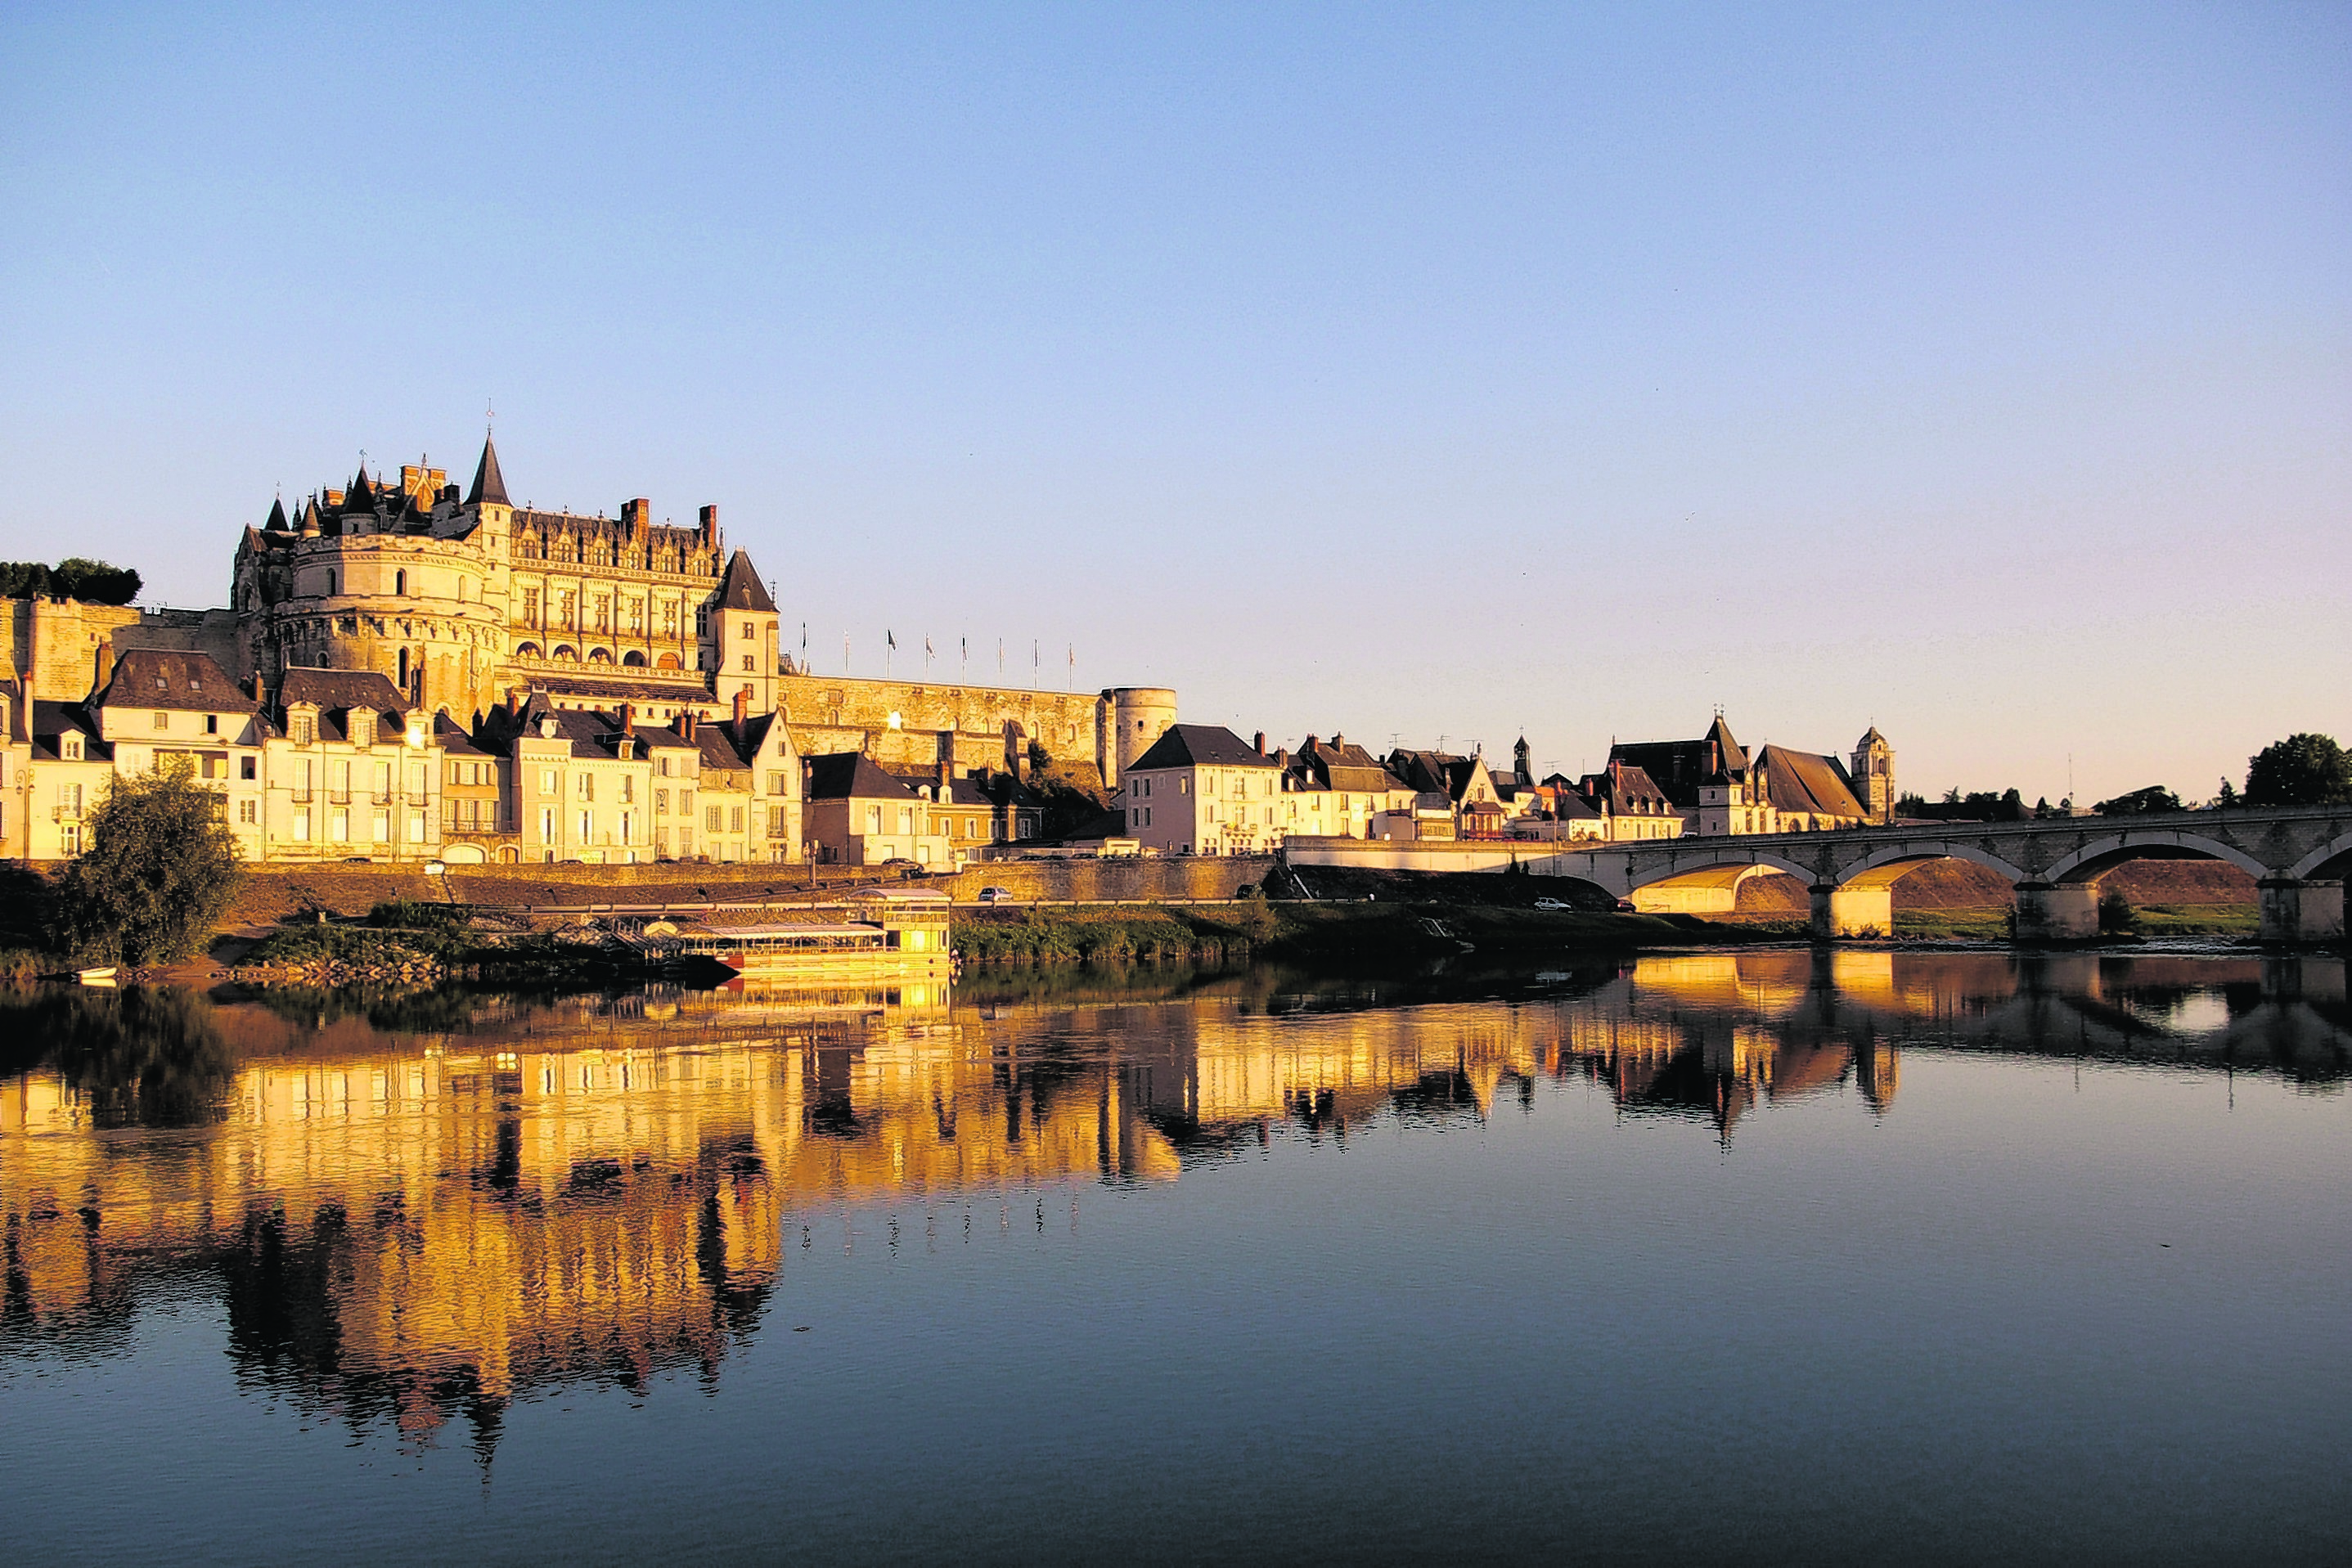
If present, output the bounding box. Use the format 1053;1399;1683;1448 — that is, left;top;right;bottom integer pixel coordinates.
2;949;2346;1564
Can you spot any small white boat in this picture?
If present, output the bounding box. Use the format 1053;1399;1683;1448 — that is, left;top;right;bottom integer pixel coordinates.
76;966;119;987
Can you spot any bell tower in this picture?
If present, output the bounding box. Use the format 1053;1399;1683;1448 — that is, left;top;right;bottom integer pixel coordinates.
1851;727;1895;824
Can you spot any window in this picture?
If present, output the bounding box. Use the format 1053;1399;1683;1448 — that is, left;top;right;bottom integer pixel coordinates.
898;808;913;834
59;783;83;815
656;789;669;815
395;569;407;595
695;605;709;636
524;588;540;627
579;809;593;842
238;798;257;825
768;806;788;838
241;757;255;780
541;806;556;844
62;737;81;762
705;804;722;831
619;776;633;804
541;768;558;794
767;771;785;794
577;774;593;802
866;806;881;833
331;809;349;842
294;808;311;842
290;714;315;745
1178;777;1188;794
408;810;425;842
741;654;753;672
61;823;80;855
153;711;168;730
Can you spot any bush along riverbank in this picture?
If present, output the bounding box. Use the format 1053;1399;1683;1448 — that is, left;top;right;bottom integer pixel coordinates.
231;901;620;988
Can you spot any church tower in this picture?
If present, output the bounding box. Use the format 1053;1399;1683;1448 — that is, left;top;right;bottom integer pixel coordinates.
1851;727;1895;824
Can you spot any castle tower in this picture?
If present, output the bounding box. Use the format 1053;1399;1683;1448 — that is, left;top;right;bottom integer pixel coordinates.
1099;687;1176;791
1851;726;1895;824
711;541;780;717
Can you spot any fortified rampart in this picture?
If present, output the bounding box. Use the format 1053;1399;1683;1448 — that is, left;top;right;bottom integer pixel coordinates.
776;672;1175;786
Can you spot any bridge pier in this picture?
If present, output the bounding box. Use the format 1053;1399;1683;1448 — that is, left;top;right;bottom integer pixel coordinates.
1810;885;1891;940
2013;883;2098;941
2259;879;2344;945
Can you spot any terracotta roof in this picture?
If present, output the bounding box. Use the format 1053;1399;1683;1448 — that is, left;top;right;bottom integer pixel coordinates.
100;649;255;714
715;550;776;613
1130;723;1277;771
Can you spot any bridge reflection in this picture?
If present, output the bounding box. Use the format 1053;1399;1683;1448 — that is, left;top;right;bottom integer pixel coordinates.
3;951;2343;1454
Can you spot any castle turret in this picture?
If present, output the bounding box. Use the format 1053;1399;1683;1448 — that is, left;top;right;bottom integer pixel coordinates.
1099;687;1177;790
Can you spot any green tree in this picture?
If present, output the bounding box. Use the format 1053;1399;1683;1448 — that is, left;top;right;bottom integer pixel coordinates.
2093;784;2183;817
0;556;142;604
2243;733;2352;806
53;763;244;964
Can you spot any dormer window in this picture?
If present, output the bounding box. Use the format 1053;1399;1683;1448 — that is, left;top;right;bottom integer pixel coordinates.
63;736;82;761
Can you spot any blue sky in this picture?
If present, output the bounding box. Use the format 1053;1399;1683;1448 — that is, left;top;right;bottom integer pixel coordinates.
3;3;2345;801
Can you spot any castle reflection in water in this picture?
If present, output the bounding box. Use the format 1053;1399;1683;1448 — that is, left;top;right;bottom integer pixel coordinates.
5;951;2345;1457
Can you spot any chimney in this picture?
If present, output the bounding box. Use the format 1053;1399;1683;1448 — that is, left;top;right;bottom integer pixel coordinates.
250;672;265;703
1253;731;1266;756
699;504;719;547
732;685;748;726
937;756;953;793
622;704;635;738
623;498;650;534
1304;735;1319;753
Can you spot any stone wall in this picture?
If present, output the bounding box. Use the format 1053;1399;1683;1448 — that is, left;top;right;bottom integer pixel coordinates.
776;671;1118;778
6;598;140;701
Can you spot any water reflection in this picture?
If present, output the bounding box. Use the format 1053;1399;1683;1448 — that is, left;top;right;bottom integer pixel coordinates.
4;950;2345;1461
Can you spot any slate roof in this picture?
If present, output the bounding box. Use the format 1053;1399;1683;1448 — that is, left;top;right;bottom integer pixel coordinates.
1290;735;1397;794
29;700;110;762
1576;760;1675;815
1130;723;1278;771
804;751;918;802
280;667;409;716
467;434;510;507
1755;745;1870;820
715;550;776;613
435;712;492;757
1608;717;1749;810
100;649;256;714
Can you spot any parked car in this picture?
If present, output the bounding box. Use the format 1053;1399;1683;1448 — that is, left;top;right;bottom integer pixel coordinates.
1531;896;1572;912
977;886;1014;903
1612;899;1639;914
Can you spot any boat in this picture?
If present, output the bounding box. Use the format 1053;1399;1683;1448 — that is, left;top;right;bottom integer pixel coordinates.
75;966;119;986
617;889;953;983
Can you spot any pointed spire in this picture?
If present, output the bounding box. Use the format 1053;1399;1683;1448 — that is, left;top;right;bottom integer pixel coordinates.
467;431;510;507
342;466;376;515
264;496;290;532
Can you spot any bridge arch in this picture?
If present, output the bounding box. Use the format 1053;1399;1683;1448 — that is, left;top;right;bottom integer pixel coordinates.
1623;851;1816;892
2287;829;2352;883
2041;831;2268;886
1834;842;2032;892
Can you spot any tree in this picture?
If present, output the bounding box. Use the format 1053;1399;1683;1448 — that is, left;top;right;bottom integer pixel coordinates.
53;763;244;964
2214;779;2239;808
2244;734;2352;807
0;556;142;605
2093;785;2183;817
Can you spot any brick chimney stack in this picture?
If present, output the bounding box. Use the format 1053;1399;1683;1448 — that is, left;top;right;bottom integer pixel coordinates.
699;504;719;549
732;685;748;726
621;704;635;738
1253;731;1266;755
623;498;651;537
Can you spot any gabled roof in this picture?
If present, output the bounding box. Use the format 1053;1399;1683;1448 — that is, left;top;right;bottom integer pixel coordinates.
714;550;776;613
803;751;917;802
466;434;510;507
1129;723;1276;771
100;649;255;713
1755;744;1869;820
280;667;408;716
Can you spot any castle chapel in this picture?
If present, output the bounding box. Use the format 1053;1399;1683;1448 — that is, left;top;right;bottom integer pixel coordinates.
234;434;780;728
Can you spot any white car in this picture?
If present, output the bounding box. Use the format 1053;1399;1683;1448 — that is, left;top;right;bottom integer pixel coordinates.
1532;897;1572;912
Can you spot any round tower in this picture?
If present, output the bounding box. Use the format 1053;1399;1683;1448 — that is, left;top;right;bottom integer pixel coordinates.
1099;686;1177;790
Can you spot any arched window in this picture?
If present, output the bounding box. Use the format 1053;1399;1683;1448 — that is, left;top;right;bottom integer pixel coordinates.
552;645;578;662
656;652;681;671
398;648;411;689
623;650;647;667
515;641;542;659
394;569;407;595
325;569;336;596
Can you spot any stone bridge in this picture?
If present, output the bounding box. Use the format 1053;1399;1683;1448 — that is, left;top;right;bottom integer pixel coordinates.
1285;805;2352;942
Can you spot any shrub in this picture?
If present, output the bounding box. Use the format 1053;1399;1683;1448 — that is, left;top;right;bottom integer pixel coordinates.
53;765;243;964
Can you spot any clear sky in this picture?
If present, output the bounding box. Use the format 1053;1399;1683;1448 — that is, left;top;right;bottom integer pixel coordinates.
3;3;2345;803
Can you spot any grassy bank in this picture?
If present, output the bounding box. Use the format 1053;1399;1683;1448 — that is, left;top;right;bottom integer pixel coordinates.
237;901;614;985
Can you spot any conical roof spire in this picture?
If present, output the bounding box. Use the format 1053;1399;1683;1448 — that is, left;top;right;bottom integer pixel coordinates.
263;496;290;532
467;432;510;507
341;466;376;515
